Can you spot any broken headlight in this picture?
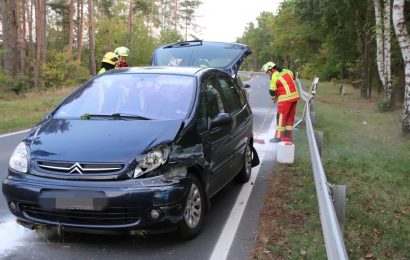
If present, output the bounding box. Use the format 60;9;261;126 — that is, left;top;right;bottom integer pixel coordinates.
133;145;170;178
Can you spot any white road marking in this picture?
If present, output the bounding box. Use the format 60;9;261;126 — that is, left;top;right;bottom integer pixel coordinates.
0;129;30;138
209;118;277;260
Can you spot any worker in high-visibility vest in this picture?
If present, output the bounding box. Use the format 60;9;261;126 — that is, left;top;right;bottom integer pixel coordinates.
262;62;300;143
114;46;130;68
98;52;119;75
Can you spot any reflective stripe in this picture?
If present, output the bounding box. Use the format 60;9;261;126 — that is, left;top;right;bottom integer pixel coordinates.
270;70;300;102
278;92;300;102
278;77;291;94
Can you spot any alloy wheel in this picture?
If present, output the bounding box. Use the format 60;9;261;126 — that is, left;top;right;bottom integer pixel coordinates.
183;183;202;229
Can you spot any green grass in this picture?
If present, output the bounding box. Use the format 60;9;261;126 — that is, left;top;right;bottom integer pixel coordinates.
281;80;410;259
0;87;77;134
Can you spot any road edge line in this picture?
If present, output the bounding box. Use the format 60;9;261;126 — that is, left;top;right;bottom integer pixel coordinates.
0;129;30;138
209;117;276;260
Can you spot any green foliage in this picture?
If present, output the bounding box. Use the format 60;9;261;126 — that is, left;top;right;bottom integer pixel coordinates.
0;68;29;95
377;100;392;112
158;30;184;46
40;50;91;89
40;50;68;89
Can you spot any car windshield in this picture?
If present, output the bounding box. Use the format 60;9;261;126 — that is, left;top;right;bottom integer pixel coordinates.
155;43;246;69
54;73;196;120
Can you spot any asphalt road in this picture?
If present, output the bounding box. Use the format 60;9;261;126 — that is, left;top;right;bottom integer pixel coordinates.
0;72;278;260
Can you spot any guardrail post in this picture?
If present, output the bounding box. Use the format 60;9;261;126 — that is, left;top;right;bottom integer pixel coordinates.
332;184;347;235
310;111;316;127
314;130;323;157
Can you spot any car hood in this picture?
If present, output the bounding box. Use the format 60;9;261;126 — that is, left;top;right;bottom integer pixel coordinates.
151;40;251;76
29;119;183;163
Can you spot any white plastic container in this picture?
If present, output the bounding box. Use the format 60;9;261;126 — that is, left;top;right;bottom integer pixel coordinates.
277;141;295;164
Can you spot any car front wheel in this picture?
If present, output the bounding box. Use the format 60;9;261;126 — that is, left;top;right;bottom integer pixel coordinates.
178;174;205;239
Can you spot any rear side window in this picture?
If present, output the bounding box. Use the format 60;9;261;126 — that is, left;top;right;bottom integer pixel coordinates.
218;75;243;115
205;76;225;119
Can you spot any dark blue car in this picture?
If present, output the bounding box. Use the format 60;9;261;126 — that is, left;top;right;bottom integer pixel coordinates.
2;42;259;239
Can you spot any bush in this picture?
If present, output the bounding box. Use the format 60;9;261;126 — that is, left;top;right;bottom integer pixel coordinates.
377;100;392;112
40;50;68;89
7;75;29;94
0;69;29;95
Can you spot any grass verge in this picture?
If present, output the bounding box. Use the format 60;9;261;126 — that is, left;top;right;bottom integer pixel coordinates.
0;87;77;134
253;81;410;259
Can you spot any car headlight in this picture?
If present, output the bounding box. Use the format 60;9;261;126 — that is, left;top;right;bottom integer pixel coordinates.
9;142;29;173
134;145;170;178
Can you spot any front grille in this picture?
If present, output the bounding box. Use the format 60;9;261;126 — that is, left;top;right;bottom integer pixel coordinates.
37;161;124;175
20;203;140;226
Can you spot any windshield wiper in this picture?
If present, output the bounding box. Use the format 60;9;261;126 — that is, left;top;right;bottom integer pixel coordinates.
80;113;151;120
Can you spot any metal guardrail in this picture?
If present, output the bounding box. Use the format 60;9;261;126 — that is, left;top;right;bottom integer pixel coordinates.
295;77;348;260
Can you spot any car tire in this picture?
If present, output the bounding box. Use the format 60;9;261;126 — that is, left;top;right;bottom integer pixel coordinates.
235;142;252;183
178;174;205;240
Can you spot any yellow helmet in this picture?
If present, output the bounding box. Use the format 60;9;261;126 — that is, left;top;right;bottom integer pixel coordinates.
114;46;130;57
262;62;276;73
101;52;119;65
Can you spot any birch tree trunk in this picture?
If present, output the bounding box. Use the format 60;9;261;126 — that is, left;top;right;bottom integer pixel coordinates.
383;0;392;104
392;0;410;135
373;0;385;87
88;0;96;75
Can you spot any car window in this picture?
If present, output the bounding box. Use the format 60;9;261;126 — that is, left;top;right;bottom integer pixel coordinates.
54;74;195;120
218;75;243;115
204;75;225;120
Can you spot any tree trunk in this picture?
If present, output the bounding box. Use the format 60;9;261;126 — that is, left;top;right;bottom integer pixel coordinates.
392;0;410;135
383;0;392;104
76;0;83;64
88;0;96;75
34;0;45;90
67;0;74;76
0;0;20;76
373;0;385;88
28;0;34;63
128;0;134;33
175;0;178;32
20;0;26;73
41;0;46;62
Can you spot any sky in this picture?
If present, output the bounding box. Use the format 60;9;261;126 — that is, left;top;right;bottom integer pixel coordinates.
195;0;284;42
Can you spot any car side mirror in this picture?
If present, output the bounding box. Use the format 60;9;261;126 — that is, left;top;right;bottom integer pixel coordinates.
210;113;232;128
244;84;251;89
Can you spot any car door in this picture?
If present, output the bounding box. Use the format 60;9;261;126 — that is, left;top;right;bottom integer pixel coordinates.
197;73;233;196
217;73;252;177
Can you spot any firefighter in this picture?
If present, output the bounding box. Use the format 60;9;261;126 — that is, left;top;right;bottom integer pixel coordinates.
114;46;130;68
98;52;119;75
262;62;300;143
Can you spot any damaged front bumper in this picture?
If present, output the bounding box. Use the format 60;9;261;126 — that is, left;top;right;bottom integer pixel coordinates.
2;171;193;234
